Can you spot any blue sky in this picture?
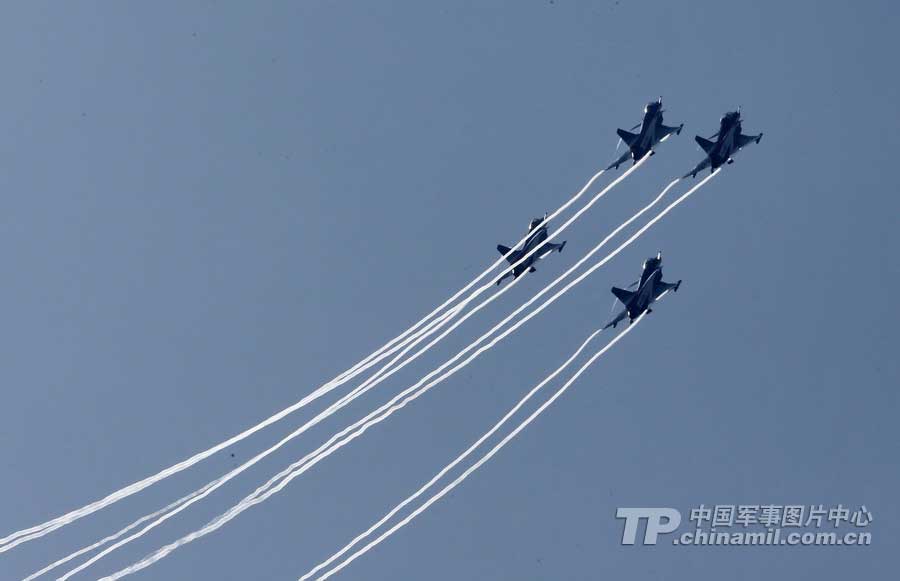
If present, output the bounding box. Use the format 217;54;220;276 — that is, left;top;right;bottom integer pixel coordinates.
1;2;897;579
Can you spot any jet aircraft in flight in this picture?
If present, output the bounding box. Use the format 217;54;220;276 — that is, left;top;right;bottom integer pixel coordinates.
605;251;680;328
685;108;762;177
496;214;566;285
607;97;683;170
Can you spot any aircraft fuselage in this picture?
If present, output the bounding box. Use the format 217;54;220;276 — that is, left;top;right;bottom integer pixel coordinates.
707;114;742;169
605;253;680;328
608;100;682;171
630;107;664;161
514;225;549;275
627;261;663;320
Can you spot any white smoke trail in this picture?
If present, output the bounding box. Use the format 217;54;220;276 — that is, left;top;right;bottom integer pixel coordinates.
316;312;652;580
301;176;686;578
1;168;610;553
51;274;529;581
39;161;645;579
95;169;690;581
20;492;197;581
8;304;461;560
17;309;442;579
300;326;606;580
2;304;451;554
40;279;512;580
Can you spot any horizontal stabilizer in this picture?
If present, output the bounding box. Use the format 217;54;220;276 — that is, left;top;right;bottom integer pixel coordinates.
606;151;630;171
611;286;635;305
604;309;627;330
695;135;715;154
617;128;639;147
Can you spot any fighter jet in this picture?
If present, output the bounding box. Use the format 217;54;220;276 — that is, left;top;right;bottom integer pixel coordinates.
496;214;567;285
607;97;684;170
604;251;680;328
685;108;763;178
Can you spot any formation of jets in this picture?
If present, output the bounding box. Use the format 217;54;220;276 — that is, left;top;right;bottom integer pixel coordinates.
493;98;762;323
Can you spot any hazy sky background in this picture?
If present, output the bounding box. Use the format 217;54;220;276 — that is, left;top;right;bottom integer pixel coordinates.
1;1;897;579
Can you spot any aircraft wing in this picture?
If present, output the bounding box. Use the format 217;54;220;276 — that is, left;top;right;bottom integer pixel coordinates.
659;123;683;141
616;128;639;147
694;135;716;154
611;286;635;305
497;245;522;264
653;280;680;299
736;132;763;149
604;309;628;330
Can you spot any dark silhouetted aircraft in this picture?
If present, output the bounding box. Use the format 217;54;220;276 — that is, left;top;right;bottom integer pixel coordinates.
605;251;680;328
496;214;566;285
607;97;683;170
685;108;762;177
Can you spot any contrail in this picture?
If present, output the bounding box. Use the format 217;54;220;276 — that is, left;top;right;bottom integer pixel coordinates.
1;304;453;553
315;312;652;580
39;161;647;578
262;164;642;441
20;492;198;581
5;303;462;557
305;178;686;578
300;326;607;580
0;166;611;553
94;170;694;581
51;274;530;581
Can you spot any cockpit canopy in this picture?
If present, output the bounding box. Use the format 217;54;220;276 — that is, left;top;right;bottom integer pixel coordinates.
642;254;661;270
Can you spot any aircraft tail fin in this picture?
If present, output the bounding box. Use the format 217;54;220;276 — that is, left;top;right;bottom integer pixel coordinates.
611;286;635;305
695;136;715;154
616;129;639;147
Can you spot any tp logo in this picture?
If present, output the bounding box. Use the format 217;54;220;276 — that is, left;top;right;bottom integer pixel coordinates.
616;508;682;545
